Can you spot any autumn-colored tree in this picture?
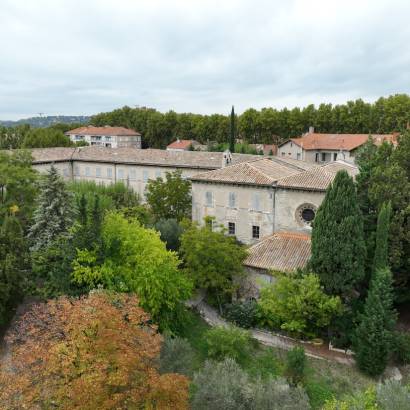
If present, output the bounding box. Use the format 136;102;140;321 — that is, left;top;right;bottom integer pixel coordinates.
0;290;189;410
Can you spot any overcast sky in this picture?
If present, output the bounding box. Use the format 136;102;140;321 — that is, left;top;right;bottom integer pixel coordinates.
1;0;410;120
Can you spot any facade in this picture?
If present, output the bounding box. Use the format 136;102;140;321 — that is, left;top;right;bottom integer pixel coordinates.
190;157;358;245
30;146;259;200
277;129;397;164
66;126;142;149
166;139;200;151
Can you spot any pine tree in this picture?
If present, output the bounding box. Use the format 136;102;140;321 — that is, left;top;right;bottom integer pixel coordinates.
373;202;392;273
309;170;366;297
354;267;396;376
28;166;75;251
229;106;235;152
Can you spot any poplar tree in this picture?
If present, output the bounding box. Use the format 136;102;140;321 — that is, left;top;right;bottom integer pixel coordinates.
28;166;75;251
373;202;392;273
229;105;235;152
309;170;366;297
354;267;396;376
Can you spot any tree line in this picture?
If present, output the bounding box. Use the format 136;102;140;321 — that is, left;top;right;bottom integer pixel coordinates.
90;94;410;148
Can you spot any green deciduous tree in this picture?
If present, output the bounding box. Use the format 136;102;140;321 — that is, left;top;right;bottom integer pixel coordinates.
72;212;192;329
309;170;366;298
354;267;397;376
22;127;72;148
180;220;247;312
257;273;342;338
28;166;75;251
146;170;191;221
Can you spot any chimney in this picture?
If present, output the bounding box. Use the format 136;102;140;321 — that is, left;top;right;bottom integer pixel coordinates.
222;150;232;168
309;126;314;134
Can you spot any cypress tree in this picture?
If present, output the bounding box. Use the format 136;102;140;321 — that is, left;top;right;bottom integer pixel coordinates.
309;170;366;297
354;267;396;376
28;166;75;251
229;106;235;153
373;202;392;273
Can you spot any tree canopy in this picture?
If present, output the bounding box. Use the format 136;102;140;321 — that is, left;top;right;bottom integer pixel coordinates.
0;290;189;409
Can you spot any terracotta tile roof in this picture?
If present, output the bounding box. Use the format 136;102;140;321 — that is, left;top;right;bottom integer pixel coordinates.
286;132;395;151
66;126;141;136
190;158;301;186
166;139;198;150
276;160;358;191
30;146;258;170
30;147;77;163
244;232;311;271
271;156;317;171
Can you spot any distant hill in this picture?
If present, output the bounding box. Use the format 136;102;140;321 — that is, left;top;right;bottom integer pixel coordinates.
0;115;91;128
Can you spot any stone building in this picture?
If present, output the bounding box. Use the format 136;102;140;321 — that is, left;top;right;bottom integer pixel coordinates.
241;232;311;299
66;126;142;149
30;146;258;199
277;127;397;164
191;156;358;244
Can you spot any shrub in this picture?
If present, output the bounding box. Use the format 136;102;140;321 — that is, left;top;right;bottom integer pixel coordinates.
191;358;310;410
305;380;334;409
253;377;310;410
159;336;196;377
204;325;251;362
392;331;410;365
376;380;410;410
323;387;377;410
285;346;306;386
257;273;342;338
224;300;258;329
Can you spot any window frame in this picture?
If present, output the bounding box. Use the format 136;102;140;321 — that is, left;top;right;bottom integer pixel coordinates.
252;225;260;239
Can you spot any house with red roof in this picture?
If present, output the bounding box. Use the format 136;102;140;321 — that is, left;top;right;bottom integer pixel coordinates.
277;127;398;164
166;139;200;151
66;126;141;149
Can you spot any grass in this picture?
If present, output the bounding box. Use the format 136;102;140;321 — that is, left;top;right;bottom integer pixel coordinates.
176;308;375;409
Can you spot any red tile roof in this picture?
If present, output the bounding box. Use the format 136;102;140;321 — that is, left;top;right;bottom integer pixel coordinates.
287;133;396;151
167;139;197;150
66;126;141;136
244;232;311;272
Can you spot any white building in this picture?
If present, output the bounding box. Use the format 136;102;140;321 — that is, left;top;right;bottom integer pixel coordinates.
277;127;397;164
66;126;142;149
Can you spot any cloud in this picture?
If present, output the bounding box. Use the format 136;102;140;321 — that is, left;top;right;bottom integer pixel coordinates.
0;0;409;119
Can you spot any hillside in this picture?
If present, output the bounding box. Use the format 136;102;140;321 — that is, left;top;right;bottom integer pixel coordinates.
0;115;90;128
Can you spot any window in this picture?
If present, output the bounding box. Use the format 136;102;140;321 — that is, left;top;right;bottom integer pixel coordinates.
252;225;260;239
228;192;236;208
118;169;125;179
228;222;235;235
315;153;319;162
63;168;69;177
105;136;111;141
252;193;260;211
74;166;80;176
205;191;213;207
129;169;136;180
107;168;113;179
302;208;315;222
85;167;91;177
143;170;149;182
281;152;285;157
333;153;337;161
96;167;101;178
296;203;317;227
297;153;301;160
321;152;327;162
155;170;161;179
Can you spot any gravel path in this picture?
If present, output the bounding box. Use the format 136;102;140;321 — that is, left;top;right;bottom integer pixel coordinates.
188;296;355;366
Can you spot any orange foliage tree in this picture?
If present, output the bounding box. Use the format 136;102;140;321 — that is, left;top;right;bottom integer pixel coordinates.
0;290;189;409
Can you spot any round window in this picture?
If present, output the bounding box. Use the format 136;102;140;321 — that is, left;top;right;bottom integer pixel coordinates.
301;208;315;222
296;203;317;227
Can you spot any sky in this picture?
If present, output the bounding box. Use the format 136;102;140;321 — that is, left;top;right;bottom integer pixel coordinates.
1;0;410;120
